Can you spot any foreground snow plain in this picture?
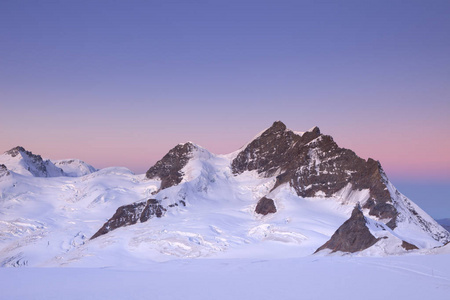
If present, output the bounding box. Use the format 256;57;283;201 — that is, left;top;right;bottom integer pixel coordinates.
1;252;450;300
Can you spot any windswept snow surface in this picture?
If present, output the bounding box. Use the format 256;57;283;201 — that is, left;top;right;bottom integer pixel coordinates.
1;253;450;300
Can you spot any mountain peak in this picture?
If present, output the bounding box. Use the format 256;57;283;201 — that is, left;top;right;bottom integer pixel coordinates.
307;126;321;136
269;120;287;131
4;146;26;157
1;146;64;177
145;142;196;190
231;122;321;177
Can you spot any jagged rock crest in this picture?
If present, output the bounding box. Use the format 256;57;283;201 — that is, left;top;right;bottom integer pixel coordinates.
146;142;195;190
91;199;167;239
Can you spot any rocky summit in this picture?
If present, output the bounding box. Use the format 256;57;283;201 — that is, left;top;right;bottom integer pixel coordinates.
233;121;396;224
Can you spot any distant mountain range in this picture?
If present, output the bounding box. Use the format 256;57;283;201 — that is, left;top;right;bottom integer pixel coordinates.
0;121;448;267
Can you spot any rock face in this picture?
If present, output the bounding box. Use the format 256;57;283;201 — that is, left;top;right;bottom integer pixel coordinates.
140;199;167;222
4;146;24;158
255;197;277;215
232;121;396;225
91;199;166;239
315;205;379;253
0;164;9;178
232;121;320;177
401;241;419;250
146;143;195;190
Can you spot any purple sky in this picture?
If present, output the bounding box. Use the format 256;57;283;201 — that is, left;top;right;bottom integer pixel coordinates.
1;0;449;185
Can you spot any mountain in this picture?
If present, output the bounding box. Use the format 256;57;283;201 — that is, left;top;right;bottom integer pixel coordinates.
53;159;98;177
0;146;97;178
0;164;10;178
0;146;64;177
0;122;449;267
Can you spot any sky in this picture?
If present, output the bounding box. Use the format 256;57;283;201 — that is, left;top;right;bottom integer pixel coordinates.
1;0;449;200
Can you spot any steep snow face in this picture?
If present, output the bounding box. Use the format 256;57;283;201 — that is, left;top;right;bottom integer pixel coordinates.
0;147;64;177
437;219;450;232
386;180;450;248
53;159;98;177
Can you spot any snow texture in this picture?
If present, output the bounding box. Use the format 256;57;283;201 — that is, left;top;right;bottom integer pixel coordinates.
1;254;450;300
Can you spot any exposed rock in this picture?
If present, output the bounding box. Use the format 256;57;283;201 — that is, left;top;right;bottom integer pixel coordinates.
315;205;379;253
232;121;320;177
0;164;10;177
91;199;167;239
91;202;147;239
385;215;398;230
255;197;277;215
140;199;167;222
232;121;396;222
401;241;419;250
146;142;195;190
5;146;25;157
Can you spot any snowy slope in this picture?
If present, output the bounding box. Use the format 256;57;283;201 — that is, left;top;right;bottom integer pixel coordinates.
1;123;449;268
53;159;98;177
0;147;64;177
437;218;450;232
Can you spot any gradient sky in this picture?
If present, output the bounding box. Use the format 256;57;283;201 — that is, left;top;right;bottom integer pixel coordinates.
1;1;450;215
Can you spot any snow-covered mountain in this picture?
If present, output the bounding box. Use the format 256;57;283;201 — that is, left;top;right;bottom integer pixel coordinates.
53;159;98;177
0;147;97;178
0;122;448;267
0;146;65;177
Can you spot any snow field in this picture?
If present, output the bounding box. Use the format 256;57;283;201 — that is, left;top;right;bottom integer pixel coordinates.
1;254;450;300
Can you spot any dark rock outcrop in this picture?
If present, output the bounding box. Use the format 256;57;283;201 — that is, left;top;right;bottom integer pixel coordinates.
255;197;277;215
232;121;320;177
401;241;419;250
315;205;379;253
140;199;167;222
146;142;195;191
91;199;167;239
232;121;396;222
5;146;25;157
0;164;10;177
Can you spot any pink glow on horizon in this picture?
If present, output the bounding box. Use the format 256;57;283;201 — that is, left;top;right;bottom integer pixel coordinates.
2;120;448;183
